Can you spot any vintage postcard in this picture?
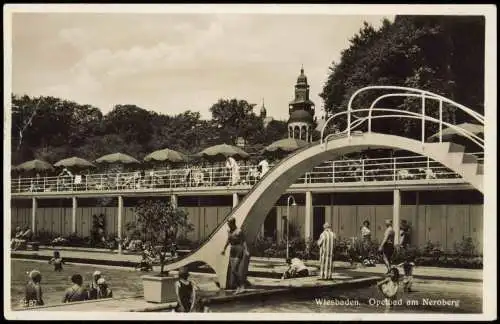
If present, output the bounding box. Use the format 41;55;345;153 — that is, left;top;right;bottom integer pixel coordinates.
3;3;496;321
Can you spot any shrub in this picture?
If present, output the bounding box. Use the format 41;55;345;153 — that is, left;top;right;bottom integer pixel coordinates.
33;230;58;245
65;232;89;247
250;236;274;257
453;236;479;257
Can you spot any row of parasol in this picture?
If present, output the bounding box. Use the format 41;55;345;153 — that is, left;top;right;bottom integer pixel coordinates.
12;138;310;172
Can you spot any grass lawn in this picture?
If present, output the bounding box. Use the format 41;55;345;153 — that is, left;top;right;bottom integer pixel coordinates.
10;259;214;309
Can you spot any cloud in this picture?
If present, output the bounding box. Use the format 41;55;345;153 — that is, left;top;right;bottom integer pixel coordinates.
12;13;392;119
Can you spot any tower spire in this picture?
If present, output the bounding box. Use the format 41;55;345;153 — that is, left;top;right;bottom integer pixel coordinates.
260;97;267;118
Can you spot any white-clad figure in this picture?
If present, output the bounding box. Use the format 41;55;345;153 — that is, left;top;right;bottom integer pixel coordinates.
226;157;240;186
258;159;270;179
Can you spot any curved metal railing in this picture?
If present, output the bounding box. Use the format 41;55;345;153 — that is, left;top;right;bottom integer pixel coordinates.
321;86;485;148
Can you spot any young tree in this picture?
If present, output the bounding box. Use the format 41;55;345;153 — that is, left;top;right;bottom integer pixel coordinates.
133;199;193;274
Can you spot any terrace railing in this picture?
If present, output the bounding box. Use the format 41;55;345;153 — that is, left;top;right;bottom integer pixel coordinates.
11;152;482;194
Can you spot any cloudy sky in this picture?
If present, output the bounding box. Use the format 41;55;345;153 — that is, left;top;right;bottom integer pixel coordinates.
11;11;392;120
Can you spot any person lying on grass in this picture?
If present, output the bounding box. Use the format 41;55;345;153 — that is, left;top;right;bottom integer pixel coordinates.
281;257;309;279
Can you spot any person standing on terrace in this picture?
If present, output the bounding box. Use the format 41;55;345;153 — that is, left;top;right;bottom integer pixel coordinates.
225;156;240;186
258;158;270;179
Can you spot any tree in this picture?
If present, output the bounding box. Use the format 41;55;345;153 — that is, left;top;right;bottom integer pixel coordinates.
209;99;264;145
133;199;193;274
11;94;103;164
103;104;154;148
11;94;43;152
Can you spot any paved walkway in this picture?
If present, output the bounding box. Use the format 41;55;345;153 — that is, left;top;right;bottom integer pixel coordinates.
11;248;482;282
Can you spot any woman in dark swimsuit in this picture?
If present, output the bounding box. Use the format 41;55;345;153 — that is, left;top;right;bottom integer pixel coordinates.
378;219;395;273
221;217;250;294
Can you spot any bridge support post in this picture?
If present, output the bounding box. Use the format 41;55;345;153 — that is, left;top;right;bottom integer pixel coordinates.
305;191;313;249
232;193;238;208
118;196;123;254
31;197;37;234
393;189;401;245
71;197;77;234
171;194;178;208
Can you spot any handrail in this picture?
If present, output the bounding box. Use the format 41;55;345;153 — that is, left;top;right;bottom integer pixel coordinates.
347;86;484;125
321;85;484;143
344;107;484;148
12;151;478;194
321;106;483;148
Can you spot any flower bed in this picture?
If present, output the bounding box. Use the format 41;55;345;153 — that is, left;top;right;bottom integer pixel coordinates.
249;236;483;269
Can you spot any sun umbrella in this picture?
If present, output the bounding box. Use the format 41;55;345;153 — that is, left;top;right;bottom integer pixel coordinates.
196;144;250;160
263;138;309;153
14;159;54;172
427;123;484;141
95;152;140;164
54;156;96;168
143;148;188;163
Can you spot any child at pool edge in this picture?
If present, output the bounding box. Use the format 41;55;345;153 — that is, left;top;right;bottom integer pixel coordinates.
174;267;198;312
48;250;64;272
376;267;400;312
396;255;416;292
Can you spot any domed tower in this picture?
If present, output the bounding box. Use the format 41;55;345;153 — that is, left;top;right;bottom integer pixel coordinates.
288;66;315;142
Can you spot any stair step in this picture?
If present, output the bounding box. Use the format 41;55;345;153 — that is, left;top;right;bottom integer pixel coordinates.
477;164;484;175
448;142;465;153
462;153;478;164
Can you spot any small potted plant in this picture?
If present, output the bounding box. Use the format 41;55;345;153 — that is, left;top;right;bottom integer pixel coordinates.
133;199;193;303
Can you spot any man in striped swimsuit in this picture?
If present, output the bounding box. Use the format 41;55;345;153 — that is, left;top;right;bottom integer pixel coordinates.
317;223;336;280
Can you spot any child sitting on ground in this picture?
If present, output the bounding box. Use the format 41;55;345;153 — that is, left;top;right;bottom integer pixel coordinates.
48;251;64;272
174;267;198;313
396;256;416;292
281;257;309;279
136;251;153;272
376;267;400;312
